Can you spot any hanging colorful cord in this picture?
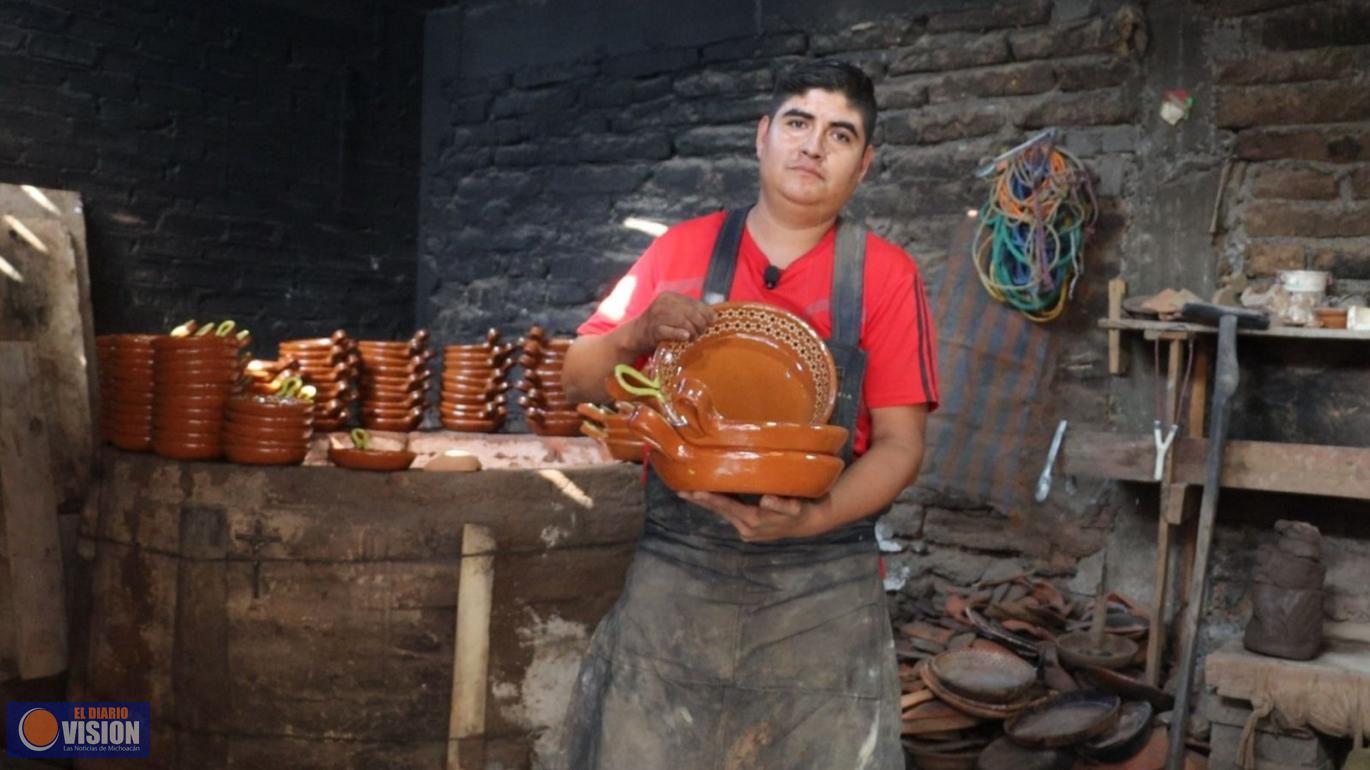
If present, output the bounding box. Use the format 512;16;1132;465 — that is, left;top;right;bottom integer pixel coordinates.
971;130;1097;322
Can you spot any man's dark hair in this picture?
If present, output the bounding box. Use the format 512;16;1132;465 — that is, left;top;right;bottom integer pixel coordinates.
769;60;878;145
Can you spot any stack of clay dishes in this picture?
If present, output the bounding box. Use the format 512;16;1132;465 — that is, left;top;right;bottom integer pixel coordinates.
619;371;848;498
279;330;358;431
516;328;580;436
95;334;158;451
357;330;432;432
222;379;314;465
576;403;643;462
151;329;243;460
243;357;301;395
439;329;512;433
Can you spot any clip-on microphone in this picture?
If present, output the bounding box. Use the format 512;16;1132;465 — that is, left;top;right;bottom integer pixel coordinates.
763;265;782;290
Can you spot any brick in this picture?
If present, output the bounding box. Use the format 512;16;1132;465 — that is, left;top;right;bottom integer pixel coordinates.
490;86;577;119
673;68;772;98
1216;46;1369;85
1016;89;1135;129
0;23;23;49
927;61;1056;102
1236;128;1370;163
546;164;651;194
1218;82;1370;129
889;32;1011;75
1309;244;1370;279
601;47;698;78
449;94;488;125
701;33;807;64
1248;165;1340;200
927;0;1052;32
0;2;70;32
886;106;1003;145
27;33;97;66
1257;6;1370;50
875;77;929;110
1054;55;1136;92
1245;201;1370;238
0;83;95;117
22;141;95;170
511;61;596;89
1348;167;1370;198
810;18;918;54
1009;6;1148;60
92;149;166;179
578;132;671;163
156;212;228;239
674;125;755;156
1245;241;1307;274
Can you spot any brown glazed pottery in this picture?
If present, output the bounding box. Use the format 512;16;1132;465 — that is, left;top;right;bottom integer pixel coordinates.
151;439;222;461
328;447;416;471
224;443;307;466
362;416;420;432
440;416;500;433
627;404;843;498
635;396;848;455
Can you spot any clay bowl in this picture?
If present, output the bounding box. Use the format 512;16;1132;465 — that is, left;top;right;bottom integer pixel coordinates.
918;661;1049;721
368;371;430;389
360;350;428;368
226;396;314;420
361;385;427;404
363;359;425;376
1315;307;1348;329
362;416;421;432
296;362;352;381
974;736;1073;770
223;417;311;439
903;739;984;770
1074;667;1173;712
313;416;350;431
152;334;238;352
108;432;153;452
928;648;1039;705
152;438;222;461
441;372;502;390
222;432;309;451
1078;701;1154;763
310;381;355;400
442;392;505;408
328;446;416;472
1003;690;1121;749
527;419;580;437
1055;632;1139;671
224;442;307;466
155;371;239;389
155;351;239;370
439;403;506;421
105;390;156;408
356;339;422;354
440;416;500;433
156;393;230;411
360;403;425;421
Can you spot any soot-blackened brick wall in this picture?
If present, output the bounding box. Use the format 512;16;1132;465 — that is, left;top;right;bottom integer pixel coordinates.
0;0;437;351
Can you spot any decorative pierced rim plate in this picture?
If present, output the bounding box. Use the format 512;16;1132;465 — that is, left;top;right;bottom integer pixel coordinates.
649;302;837;425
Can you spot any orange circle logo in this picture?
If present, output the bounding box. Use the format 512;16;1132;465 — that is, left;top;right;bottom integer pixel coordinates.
18;707;59;751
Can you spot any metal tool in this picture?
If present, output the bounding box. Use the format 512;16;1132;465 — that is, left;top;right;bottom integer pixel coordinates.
1152;420;1179;481
1035;419;1069;502
1165;302;1269;770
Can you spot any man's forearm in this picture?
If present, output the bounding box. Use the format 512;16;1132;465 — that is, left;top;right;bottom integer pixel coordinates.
562;322;643;404
812;437;924;533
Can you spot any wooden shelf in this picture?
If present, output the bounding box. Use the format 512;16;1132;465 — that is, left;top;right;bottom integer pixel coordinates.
1099;317;1370;341
1061;430;1370;502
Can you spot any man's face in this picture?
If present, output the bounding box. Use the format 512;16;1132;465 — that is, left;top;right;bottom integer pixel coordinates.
756;88;875;217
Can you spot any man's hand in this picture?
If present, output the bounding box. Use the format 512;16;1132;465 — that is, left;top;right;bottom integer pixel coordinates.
627;292;716;357
679;491;832;542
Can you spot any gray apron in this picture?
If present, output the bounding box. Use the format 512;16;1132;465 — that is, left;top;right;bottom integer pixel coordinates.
554;209;902;770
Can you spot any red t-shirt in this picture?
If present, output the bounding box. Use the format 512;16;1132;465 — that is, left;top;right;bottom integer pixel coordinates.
579;211;940;455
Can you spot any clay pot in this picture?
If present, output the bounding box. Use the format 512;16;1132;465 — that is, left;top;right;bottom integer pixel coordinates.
223;443;307;466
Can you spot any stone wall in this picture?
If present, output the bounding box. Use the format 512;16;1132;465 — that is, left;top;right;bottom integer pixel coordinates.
0;0;437;351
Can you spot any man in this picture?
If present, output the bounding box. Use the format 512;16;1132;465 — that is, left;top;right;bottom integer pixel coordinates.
556;60;939;769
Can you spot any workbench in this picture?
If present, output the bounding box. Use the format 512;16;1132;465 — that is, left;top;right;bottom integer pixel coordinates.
1060;312;1370;687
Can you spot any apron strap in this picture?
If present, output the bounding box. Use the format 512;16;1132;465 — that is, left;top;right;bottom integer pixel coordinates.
828;218;867;464
702;207;750;305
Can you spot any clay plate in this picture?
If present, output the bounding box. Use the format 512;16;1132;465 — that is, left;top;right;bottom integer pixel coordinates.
1003;690;1120;749
651;302;836;424
929;648;1038;705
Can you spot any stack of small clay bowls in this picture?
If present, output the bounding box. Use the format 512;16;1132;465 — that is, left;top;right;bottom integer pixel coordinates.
515;326;580;436
356;330;432;432
95;334;158;452
439;329;512;433
151;328;244;460
278;330;357;431
222;382;314;465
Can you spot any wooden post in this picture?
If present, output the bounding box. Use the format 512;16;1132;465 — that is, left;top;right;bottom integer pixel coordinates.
1108;278;1127;375
0;342;69;680
447;524;495;770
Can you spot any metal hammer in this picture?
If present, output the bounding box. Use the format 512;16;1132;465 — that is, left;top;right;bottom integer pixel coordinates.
1165;302;1268;770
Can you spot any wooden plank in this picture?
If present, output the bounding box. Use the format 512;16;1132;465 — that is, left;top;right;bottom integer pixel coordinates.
1146;498;1174;687
449;524;495;770
1100;317;1370;341
0;186;96;516
1108;278;1127;375
0;342;68;679
1061;431;1370;500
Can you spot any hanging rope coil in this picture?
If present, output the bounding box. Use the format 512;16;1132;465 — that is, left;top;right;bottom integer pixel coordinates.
972;132;1097;322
